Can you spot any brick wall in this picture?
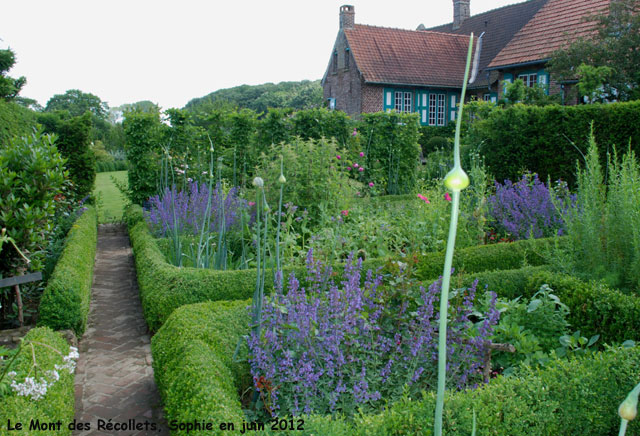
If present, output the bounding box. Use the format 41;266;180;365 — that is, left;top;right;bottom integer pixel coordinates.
361;85;383;113
323;31;364;117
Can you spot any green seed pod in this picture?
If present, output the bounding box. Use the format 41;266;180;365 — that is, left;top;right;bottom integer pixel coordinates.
278;174;286;184
619;387;639;421
444;166;470;191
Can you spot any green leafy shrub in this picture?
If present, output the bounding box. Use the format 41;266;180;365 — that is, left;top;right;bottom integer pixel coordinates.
38;111;96;199
0;130;67;276
257;137;356;223
0;327;75;436
468;100;640;187
38;206;97;335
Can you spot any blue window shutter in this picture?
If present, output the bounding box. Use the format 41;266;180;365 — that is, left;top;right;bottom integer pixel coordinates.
538;70;550;95
502;73;514;99
449;93;457;122
383;88;394;112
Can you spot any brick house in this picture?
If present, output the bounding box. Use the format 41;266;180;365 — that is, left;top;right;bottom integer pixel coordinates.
322;0;609;123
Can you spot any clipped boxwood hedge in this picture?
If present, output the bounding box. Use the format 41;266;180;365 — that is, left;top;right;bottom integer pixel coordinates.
414;236;562;281
38;206;97;336
151;300;251;433
152;299;640;436
0;327;75;435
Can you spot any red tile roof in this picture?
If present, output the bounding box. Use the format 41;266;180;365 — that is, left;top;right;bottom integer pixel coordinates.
344;24;475;87
488;0;610;68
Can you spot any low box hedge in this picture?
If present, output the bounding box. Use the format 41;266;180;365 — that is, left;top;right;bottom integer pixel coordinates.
38;206;97;336
152;299;640;436
415;236;561;281
0;327;75;435
526;270;640;345
151;300;251;434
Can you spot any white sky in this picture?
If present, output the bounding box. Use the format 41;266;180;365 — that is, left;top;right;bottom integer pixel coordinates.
1;0;516;111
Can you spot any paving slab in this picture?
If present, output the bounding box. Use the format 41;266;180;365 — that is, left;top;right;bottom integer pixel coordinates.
74;224;168;435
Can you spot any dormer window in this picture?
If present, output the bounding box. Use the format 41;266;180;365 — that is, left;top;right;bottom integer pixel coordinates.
333;51;338;73
344;48;350;70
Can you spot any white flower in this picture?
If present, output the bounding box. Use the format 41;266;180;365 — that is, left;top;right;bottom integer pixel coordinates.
253;177;264;188
7;371;17;379
11;376;49;401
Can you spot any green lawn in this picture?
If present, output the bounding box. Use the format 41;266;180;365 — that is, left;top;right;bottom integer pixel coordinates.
94;171;128;223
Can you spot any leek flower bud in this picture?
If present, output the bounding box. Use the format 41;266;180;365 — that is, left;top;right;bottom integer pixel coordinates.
278;174;286;184
444;166;470;191
253;177;264;188
619;384;639;421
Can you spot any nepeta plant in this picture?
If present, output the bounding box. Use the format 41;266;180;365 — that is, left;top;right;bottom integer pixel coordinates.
487;172;571;240
247;251;498;417
146;181;245;238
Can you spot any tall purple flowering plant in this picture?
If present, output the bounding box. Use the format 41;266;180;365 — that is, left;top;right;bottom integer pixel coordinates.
247;251;499;417
487;173;572;240
145;181;246;238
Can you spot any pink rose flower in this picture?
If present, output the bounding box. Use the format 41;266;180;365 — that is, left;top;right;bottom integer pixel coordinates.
444;192;452;201
336;155;341;160
359;167;364;172
341;210;349;216
369;182;374;187
359;152;364;157
347;167;352;171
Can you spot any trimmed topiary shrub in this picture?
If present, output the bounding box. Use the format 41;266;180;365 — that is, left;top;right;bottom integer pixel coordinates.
38;206;97;336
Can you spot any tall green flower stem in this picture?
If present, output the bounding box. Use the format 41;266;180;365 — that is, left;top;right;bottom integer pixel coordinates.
618;381;639;436
251;176;266;337
275;156;286;276
434;32;475;436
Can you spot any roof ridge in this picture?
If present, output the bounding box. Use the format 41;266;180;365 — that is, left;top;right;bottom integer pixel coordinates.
352;23;470;39
422;0;547;31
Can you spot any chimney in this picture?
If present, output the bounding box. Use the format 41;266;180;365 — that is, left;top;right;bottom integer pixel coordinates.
340;5;355;29
452;0;470;30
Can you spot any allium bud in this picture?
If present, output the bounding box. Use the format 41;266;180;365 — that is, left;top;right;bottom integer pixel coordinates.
444;166;470;191
278;174;286;184
619;384;640;421
253;177;264;188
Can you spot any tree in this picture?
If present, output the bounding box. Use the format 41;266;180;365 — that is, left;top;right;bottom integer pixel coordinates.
0;48;26;100
548;0;640;102
501;79;560;106
45;89;109;119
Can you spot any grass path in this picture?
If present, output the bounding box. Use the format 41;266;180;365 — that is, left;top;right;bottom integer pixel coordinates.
94;171;128;223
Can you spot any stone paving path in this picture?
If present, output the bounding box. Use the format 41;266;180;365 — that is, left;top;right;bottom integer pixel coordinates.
74;224;168;435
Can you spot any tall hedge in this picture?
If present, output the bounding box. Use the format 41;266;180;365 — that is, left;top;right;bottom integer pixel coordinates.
123;110;163;205
469;101;640;186
0;99;36;147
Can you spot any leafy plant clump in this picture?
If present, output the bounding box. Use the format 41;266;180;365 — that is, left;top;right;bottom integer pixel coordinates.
247;252;499;418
